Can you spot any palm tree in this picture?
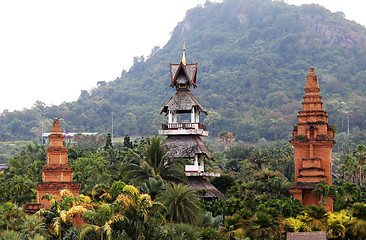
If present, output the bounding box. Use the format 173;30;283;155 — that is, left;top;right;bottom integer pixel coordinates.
160;223;200;240
0;202;24;232
270;177;291;199
220;214;247;239
327;210;350;239
141;178;165;200
354;144;366;186
346;203;366;239
218;131;235;151
112;184;164;239
339;153;359;184
121;136;186;185
80;203;116;240
335;181;361;210
198;212;223;229
312;180;336;206
20;214;47;239
283;217;310;232
39;190;90;238
247;148;269;169
156;183;201;225
248;211;282;240
299;205;329;231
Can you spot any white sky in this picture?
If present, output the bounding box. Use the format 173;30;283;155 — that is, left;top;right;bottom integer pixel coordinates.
0;0;365;112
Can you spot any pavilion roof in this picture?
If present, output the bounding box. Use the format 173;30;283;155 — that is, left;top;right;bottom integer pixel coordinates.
188;176;227;200
165;135;212;160
160;90;207;114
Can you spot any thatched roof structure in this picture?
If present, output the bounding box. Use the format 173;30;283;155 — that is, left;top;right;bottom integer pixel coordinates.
188;176;227;200
165;135;212;160
160;90;207;114
170;63;197;89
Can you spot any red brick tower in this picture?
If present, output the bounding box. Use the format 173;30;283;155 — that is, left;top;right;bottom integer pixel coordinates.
36;118;80;209
289;67;335;212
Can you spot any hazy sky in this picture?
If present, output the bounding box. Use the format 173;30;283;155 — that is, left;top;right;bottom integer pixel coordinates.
0;0;365;112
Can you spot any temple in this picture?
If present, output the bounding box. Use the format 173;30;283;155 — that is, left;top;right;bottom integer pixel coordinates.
159;45;226;200
289;67;335;212
36;118;80;209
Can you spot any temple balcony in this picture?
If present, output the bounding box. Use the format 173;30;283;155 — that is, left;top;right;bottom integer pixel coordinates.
159;123;209;136
185;164;205;173
185;172;221;177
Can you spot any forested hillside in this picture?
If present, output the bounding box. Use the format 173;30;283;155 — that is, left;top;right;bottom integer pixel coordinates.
2;0;366;143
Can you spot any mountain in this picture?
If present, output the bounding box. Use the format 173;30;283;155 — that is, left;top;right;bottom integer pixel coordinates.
2;0;366;143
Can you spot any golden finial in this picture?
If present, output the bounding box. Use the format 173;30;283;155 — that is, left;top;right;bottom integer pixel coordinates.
182;42;186;65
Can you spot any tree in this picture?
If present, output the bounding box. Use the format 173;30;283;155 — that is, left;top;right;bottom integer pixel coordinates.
20;214;47;239
141;178;164;200
120;136;186;185
111;184;164;239
0;202;25;232
218;131;235;151
346;203;366;239
299;205;329;231
104;133;113;151
123;135;133;149
80;203;115;240
313;180;337;206
354;144;366;186
327;210;350;239
248;211;282;240
211;174;235;195
156;183;201;225
334;181;361;210
38;190;90;238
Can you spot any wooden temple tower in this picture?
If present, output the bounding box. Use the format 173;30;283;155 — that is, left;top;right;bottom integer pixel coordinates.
289;67;335;212
159;45;226;200
27;118;80;212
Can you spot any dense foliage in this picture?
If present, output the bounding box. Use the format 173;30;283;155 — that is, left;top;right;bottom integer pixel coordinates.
1;138;366;239
2;0;366;146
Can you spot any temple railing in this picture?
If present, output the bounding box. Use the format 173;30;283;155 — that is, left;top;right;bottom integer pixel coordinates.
161;123;206;131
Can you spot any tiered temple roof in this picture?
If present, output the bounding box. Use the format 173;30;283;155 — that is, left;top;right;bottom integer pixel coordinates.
159;45;225;200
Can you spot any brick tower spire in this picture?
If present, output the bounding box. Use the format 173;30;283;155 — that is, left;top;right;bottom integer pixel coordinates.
36;118;80;209
289;67;335;212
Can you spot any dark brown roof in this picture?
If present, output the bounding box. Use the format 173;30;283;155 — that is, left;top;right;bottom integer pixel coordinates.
165;135;213;159
160;91;207;114
188;176;227;200
24;203;44;214
37;182;80;191
286;231;327;240
289;182;317;190
42;164;73;172
47;145;68;153
170;63;197;88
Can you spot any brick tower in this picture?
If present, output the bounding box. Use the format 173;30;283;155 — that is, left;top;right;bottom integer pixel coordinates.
289;67;335;212
36;118;80;209
159;45;226;200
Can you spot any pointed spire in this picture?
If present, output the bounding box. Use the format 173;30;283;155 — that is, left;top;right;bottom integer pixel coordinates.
51;118;62;134
310;66;315;73
182;42;186;66
305;66;319;90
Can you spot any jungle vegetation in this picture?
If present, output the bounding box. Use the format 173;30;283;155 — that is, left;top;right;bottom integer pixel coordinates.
1;136;366;239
